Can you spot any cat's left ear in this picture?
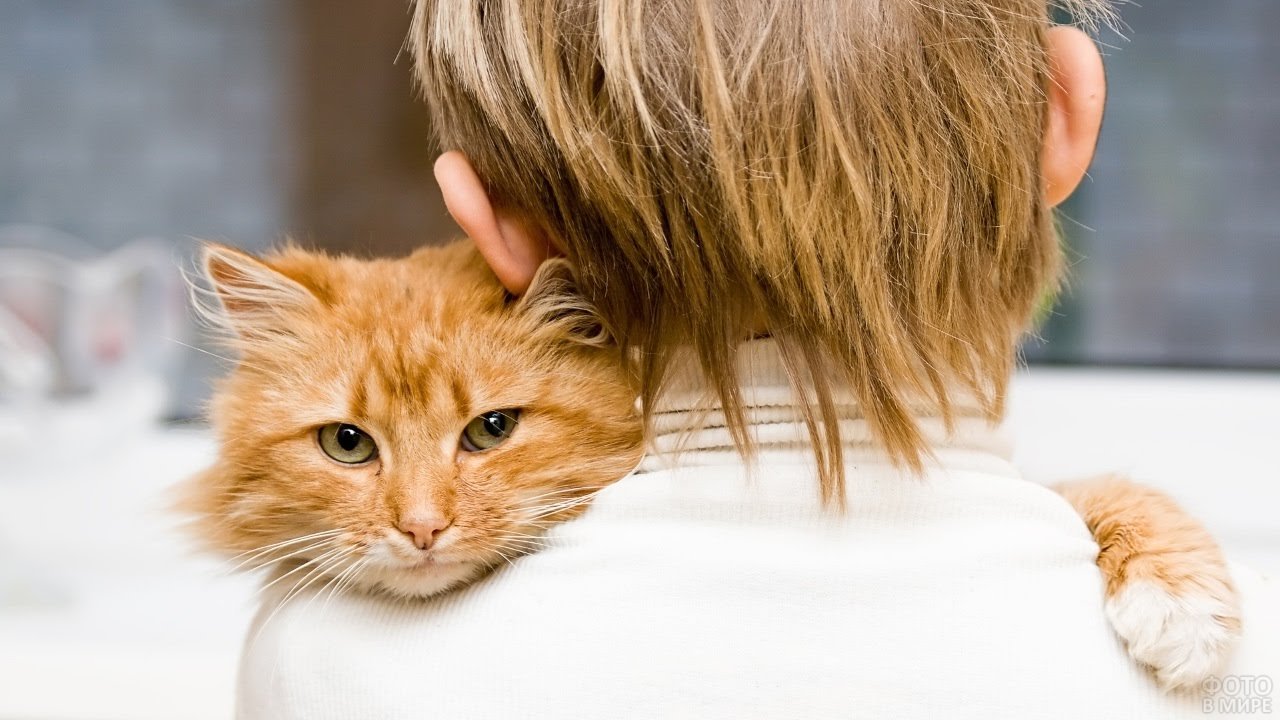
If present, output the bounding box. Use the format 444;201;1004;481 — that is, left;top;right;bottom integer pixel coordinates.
198;244;318;340
517;259;612;348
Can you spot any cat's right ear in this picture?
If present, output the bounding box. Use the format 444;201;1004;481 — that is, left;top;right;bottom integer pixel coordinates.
197;244;317;341
517;259;613;348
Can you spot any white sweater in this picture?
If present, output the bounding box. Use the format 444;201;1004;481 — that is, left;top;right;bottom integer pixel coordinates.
238;342;1277;719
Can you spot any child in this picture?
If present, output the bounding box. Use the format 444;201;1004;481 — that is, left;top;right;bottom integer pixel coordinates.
415;0;1107;500
234;2;1277;717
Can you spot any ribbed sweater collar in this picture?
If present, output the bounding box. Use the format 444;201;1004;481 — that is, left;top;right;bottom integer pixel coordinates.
639;339;1016;477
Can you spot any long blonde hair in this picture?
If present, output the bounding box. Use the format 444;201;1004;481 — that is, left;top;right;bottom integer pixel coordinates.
409;0;1112;504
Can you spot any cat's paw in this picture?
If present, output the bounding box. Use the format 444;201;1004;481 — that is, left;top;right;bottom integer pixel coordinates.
1105;579;1242;692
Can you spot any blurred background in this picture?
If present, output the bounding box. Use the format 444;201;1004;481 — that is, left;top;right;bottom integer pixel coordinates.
0;2;1276;719
0;1;1275;418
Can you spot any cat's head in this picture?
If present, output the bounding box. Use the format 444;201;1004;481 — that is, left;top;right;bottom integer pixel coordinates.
181;240;643;598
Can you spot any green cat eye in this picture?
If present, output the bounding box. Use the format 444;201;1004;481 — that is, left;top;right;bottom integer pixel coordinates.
460;409;521;452
318;423;378;464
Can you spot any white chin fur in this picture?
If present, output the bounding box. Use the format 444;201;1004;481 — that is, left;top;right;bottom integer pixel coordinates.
1105;579;1241;691
355;561;487;599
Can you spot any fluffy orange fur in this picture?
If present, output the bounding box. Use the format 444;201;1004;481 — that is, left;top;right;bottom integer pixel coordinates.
1057;476;1239;601
180;240;643;598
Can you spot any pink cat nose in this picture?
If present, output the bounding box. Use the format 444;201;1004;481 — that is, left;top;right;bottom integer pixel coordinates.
397;514;452;550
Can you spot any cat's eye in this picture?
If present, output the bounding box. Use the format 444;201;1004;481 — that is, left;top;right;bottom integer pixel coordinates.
460;409;521;452
317;423;378;464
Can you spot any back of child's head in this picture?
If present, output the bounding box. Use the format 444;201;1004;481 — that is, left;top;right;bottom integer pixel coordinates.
410;0;1111;501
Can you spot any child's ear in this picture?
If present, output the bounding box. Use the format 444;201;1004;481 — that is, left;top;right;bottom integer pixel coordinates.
198;243;317;339
434;151;559;296
517;258;612;348
1042;26;1107;207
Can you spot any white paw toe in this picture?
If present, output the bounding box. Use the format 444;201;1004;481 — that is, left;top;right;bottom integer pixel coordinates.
1105;580;1241;691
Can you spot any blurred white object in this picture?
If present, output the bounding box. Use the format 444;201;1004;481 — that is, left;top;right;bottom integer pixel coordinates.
0;225;186;466
0;226;191;669
0;302;55;399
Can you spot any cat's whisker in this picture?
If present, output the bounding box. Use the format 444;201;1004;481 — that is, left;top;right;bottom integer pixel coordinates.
256;546;360;640
500;531;550;540
520;495;596;515
167;338;238;367
518;486;581;500
468;538;522;569
512;492;581;509
515;483;613;505
494;527;550;543
222;530;343;571
486;530;555;560
255;544;349;598
499;534;553;550
297;548;364;619
320;556;370;615
167;337;282;379
335;562;366;600
523;506;587;522
484;544;521;570
288;547;358;604
521;490;609;521
226;535;344;577
498;536;547;549
532;484;612;504
521;517;573;529
514;485;606;506
248;546;357;647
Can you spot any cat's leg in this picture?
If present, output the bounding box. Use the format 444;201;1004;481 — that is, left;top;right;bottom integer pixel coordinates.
1054;474;1242;691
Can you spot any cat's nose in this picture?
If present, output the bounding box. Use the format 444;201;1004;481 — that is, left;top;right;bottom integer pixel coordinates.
397;513;452;550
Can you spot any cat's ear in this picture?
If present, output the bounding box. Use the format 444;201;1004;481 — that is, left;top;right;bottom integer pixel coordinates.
517;259;612;348
196;243;318;340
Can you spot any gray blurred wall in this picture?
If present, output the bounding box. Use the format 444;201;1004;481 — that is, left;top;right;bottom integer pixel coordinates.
1029;0;1280;367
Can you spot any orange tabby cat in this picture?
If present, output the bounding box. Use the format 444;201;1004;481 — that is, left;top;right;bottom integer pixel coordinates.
182;240;643;599
181;240;1239;690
